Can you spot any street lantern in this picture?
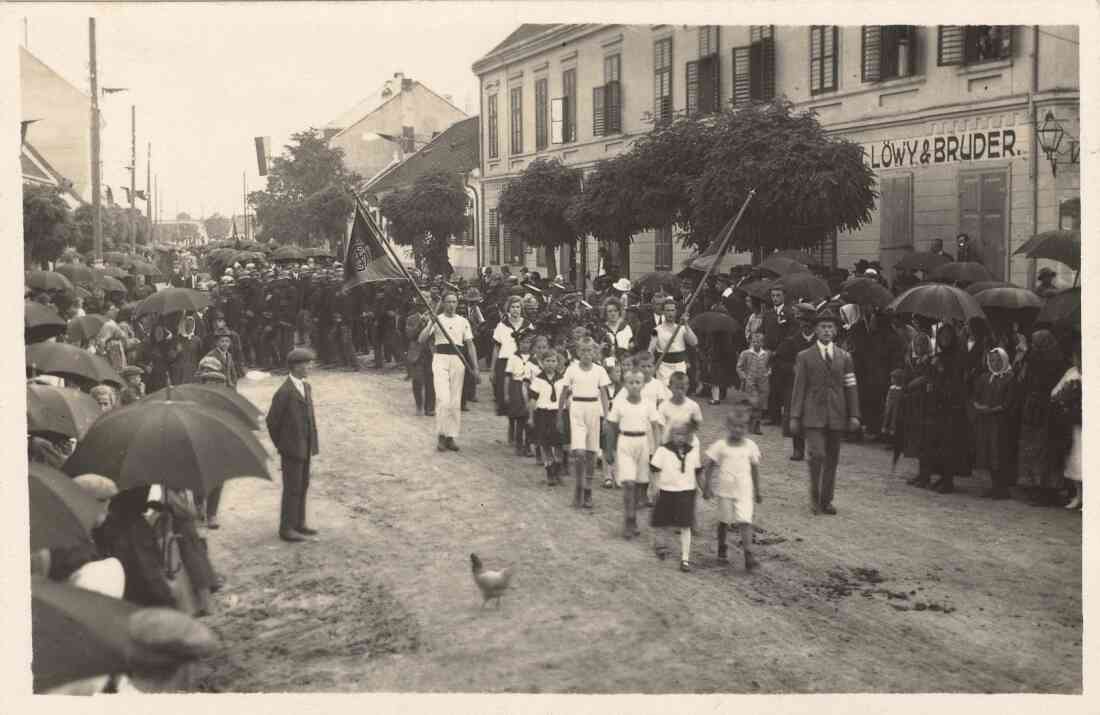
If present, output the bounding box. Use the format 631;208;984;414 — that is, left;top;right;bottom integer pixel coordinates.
1036;111;1065;176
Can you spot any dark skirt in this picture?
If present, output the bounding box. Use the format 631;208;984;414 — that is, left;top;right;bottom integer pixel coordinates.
507;378;529;419
493;358;508;415
534;408;562;447
651;489;696;529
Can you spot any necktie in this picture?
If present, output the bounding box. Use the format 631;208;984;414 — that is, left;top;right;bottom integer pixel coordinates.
825;347;832;365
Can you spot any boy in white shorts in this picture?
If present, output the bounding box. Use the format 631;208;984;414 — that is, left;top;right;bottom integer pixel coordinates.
702;395;763;571
559;337;611;509
607;367;664;539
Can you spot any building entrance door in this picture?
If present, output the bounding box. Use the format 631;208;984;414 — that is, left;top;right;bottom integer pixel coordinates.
958;169;1009;281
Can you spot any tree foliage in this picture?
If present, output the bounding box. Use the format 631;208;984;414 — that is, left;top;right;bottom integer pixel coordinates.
203;213;232;242
378;172;466;277
572;99;877;255
249;129;364;247
498;158;583;253
23;184;73;269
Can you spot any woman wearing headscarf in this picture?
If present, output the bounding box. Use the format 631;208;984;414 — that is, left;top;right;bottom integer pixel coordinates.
1050;338;1082;509
907;324;970;492
168;313;203;386
971;348;1016;499
1016;329;1067;506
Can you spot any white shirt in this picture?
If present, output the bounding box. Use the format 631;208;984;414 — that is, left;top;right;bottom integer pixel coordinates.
289;374;307;398
607;396;663;434
705;438;761;499
606;321;634;352
529;374;566;410
650;442;702;492
612;378;670;412
817;341;834;362
658;397;703;443
562;362;611;400
492;318;525;359
505;353;533;381
653;322;688;354
433;313;473;346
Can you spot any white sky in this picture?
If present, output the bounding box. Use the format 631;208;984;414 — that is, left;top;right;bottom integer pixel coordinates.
17;4;520;218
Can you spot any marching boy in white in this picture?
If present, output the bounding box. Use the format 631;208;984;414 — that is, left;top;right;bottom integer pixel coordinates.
559;337;611;509
606;367;664;539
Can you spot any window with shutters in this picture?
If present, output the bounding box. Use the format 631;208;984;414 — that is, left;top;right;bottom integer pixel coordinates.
487;208;500;264
654;224;673;271
688;26;720;116
594;55;623;136
732;26;775;106
937;26;1013;66
535;78;548;150
562;69;577;144
503;223;524;265
861;26;918;82
699;26;719;56
809;26;838;95
510;87;523;155
958;170;1009;281
461;197;475;246
654;38;673;125
487;94;499;159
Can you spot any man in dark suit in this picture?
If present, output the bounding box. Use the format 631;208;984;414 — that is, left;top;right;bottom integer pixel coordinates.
266;347;320;542
930;238;954;262
762;285;794;422
773;303;818;461
789;308;861;516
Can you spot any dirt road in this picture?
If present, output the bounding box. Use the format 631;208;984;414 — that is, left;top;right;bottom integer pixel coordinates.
194;367;1081;693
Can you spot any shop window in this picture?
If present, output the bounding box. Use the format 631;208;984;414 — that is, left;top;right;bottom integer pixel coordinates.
732;26;776;106
937;26;1013;66
487;95;499;159
687;26;720;115
809;26;839;95
487;208;500;264
654;38;673;125
958;169;1008;281
654;224;673;271
862;26;918;82
535;78;549;150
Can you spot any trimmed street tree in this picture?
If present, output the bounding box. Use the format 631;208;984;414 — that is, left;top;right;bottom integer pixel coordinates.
378;172;466;278
249;129;364;248
497;158;583;278
23;184;74;269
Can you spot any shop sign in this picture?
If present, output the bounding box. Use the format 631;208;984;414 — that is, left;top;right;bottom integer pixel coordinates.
863;128;1019;169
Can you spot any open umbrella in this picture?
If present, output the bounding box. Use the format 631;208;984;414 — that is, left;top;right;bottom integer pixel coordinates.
894;252;951;273
965;280;1013;295
55;263;98;286
757;256;808;276
1035;287;1080;328
887;283;986;324
690;311;740;334
929;261;992;285
634;271;681;294
134;287;211;317
26;270;76;294
840;277;895;309
128;260;163;277
27;383;102;439
306;246;334;258
26;342;124;387
1014;229;1080;271
67;314;107;343
736;279;775;301
973;286;1044;311
771;249;822;266
26;301;67;343
271;245;306;261
779;272;830;301
32;577;218;692
75;285;93;300
63;399;271;493
97;265;129;279
143;384;262;430
102;251;130;265
97;274;128;293
29;462;105;551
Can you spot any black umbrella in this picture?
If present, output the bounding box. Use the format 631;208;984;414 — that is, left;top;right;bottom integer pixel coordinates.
128;260;163;277
66;314;107;343
973;286;1044;311
690;311;741;335
771;249;822;266
32;577;217;692
965;280;1013;295
27;383;102;439
97;265;130;278
778;272;831;301
887;284;986;324
271;245;306;261
134;287;211;317
737;279;775;301
28;463;105;551
142;384;262;430
55;263;98;287
63;398;271;493
894;252;950;273
25;301;67;343
26;342;124;387
26;270;76;294
757;256;808;276
1014;229;1080;271
1035;287;1080;328
97;274;128;293
840;277;894;309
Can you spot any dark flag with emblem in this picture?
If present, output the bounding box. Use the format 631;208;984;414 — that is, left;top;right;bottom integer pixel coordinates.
343;201;405;290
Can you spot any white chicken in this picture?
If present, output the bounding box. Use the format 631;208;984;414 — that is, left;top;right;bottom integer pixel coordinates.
469;553;512;609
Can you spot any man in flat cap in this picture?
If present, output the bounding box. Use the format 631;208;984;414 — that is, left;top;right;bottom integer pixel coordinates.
266;347;320;542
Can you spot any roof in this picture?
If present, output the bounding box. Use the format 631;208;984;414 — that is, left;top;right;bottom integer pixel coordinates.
365;116;479;195
21;152;50;183
486;24;560;56
327;77;465;135
21;140;85;206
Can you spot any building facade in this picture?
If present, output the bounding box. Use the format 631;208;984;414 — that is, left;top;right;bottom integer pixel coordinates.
472;24;1080;287
328;72;469;187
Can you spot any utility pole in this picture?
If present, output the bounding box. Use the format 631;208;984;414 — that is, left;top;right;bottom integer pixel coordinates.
23;18;28;48
129;105;136;253
242;172;248;241
89;18;103;264
154;174;158;244
146;142;152;244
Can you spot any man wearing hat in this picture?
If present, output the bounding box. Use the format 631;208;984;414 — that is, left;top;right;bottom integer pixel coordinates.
118;366;146;405
266;348;320;542
789;307;861;515
1035;267;1059;298
774;303;818;461
460;287;485;407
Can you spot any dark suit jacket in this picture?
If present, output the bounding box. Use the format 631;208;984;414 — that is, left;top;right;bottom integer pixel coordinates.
762;305;794;351
790;344;861;430
266;378;319;460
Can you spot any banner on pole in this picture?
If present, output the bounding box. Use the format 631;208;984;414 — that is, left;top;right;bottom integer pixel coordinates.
343;202;405;289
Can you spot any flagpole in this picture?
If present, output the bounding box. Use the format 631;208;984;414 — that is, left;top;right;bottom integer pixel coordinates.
654;189;756;373
349;195;476;375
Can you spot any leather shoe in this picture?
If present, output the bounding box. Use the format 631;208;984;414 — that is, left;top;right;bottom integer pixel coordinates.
298;526;319;536
445;437;460;451
279;529;306;542
789;454;804;462
425;410;436;417
821;504;837;515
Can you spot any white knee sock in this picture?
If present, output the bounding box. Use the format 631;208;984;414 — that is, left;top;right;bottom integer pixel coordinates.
679;528;692;562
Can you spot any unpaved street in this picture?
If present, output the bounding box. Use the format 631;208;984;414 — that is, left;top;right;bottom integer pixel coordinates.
193;368;1081;693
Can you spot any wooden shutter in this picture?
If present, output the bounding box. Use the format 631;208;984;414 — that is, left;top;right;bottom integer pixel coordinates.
592;84;606;136
810;27;824;94
878;174;913;250
861;26;882;82
698;55;717;113
750;37;775;101
937;25;965;66
732;46;751;106
550;98;563;144
488;208;500;264
979;171;1007;281
606;80;622;133
535;79;548;150
686;60;700;115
